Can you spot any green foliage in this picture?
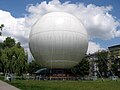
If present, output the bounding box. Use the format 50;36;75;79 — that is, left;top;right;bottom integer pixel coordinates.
109;54;120;76
0;24;4;30
0;37;28;76
28;60;41;74
96;50;109;77
71;58;89;77
0;24;4;35
3;37;15;48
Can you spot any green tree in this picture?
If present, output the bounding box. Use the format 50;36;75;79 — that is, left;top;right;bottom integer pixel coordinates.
109;55;119;76
0;42;4;72
0;37;28;76
0;24;4;30
28;60;41;74
0;24;4;35
71;57;89;77
0;50;8;73
3;37;15;48
96;50;109;77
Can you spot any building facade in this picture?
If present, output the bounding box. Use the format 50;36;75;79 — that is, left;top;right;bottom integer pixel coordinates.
87;44;120;78
108;45;120;77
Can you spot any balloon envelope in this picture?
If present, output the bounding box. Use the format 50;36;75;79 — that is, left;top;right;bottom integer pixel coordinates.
29;12;88;68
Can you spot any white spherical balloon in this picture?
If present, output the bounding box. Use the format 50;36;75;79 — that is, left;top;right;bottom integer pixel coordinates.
29;12;88;68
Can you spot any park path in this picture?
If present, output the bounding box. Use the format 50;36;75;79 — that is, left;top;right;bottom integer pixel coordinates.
0;80;20;90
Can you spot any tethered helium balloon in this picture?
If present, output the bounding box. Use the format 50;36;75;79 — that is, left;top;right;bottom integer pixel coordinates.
29;12;88;68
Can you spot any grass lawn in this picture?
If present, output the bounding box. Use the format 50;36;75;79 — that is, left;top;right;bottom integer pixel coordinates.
9;79;120;90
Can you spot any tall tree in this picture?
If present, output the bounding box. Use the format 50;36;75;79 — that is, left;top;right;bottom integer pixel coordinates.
0;37;28;76
28;60;41;74
109;53;120;76
96;50;109;77
0;24;4;30
0;50;8;73
0;24;4;35
3;37;15;48
71;57;89;77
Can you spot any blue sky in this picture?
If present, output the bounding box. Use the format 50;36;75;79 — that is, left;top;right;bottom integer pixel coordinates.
0;0;120;54
0;0;120;19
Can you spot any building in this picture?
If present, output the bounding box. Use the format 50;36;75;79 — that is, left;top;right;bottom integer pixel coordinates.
108;45;120;77
87;44;120;78
108;45;120;58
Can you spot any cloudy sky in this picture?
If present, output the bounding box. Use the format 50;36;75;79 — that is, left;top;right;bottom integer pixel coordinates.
0;0;120;60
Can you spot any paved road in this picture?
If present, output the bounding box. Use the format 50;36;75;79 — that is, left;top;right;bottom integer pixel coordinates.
0;80;20;90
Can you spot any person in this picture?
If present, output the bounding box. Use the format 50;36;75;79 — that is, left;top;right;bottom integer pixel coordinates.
7;74;11;82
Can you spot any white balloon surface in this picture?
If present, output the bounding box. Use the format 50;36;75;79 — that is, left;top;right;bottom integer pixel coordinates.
29;12;88;68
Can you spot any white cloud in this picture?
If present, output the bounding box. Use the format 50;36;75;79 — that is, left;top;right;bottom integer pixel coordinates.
115;30;120;37
26;0;120;40
0;0;120;57
0;10;30;48
87;41;105;54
